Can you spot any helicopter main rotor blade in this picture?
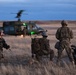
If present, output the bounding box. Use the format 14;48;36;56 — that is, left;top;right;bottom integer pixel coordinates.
22;13;28;15
11;13;17;14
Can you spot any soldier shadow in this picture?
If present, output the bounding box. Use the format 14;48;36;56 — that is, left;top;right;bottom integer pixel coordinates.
0;54;71;67
0;54;56;67
0;54;32;66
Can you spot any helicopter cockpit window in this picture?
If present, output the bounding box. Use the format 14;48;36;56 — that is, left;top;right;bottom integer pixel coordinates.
27;24;40;31
32;25;37;30
35;24;40;28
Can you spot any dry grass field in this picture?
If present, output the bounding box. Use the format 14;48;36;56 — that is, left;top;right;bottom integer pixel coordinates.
0;21;76;75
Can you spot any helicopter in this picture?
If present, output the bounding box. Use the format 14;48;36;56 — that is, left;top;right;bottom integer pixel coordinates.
1;10;47;36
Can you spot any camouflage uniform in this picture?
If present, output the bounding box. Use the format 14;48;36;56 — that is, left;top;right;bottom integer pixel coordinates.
55;20;74;63
0;33;10;59
31;35;54;61
39;37;54;60
39;38;50;55
31;38;40;58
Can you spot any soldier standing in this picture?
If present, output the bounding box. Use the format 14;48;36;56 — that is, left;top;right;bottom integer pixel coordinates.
23;27;26;37
55;20;74;65
0;31;10;60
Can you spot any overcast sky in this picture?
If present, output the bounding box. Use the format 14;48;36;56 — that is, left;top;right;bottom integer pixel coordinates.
0;0;76;21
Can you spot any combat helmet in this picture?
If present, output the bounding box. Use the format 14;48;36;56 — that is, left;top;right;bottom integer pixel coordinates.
61;20;68;26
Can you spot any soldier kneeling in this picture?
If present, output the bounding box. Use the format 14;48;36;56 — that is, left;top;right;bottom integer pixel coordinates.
0;31;10;60
31;35;54;61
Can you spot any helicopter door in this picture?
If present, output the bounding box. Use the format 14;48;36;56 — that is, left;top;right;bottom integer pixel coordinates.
15;26;22;34
3;25;15;34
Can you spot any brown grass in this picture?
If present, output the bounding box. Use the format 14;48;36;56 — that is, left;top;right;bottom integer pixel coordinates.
0;21;76;75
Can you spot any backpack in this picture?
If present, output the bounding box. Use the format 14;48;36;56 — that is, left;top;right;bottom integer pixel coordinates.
58;27;72;40
31;38;40;54
55;41;60;50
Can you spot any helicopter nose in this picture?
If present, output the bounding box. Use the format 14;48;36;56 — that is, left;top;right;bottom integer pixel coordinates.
41;31;47;37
